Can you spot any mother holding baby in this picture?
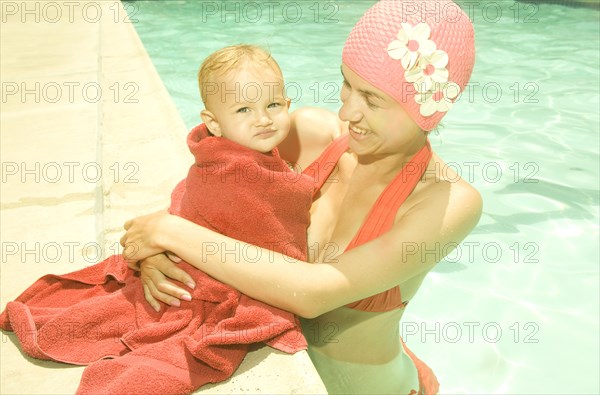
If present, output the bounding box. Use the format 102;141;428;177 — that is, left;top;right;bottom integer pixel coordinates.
121;1;480;393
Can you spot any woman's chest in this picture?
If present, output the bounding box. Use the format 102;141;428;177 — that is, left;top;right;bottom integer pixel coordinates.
306;156;390;263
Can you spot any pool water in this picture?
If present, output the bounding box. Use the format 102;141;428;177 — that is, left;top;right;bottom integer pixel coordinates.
126;1;600;393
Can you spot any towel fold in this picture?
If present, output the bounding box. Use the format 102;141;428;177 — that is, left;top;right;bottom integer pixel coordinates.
1;123;314;394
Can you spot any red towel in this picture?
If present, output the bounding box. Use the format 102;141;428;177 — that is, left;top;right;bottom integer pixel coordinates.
1;124;313;394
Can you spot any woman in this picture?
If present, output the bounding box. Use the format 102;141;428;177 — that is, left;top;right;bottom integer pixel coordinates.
121;1;481;393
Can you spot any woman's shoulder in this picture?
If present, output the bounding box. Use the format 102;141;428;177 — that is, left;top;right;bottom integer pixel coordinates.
433;154;482;214
398;153;482;242
447;178;483;224
279;107;348;169
292;106;346;135
414;156;483;237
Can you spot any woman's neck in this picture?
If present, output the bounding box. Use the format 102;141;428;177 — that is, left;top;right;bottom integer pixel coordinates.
353;137;428;183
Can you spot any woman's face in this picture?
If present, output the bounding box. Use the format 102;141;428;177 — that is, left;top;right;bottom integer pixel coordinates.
339;63;424;157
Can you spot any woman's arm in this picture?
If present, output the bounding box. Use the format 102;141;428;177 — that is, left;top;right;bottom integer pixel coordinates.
125;181;482;318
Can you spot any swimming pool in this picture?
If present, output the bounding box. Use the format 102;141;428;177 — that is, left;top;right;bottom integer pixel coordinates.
126;1;600;393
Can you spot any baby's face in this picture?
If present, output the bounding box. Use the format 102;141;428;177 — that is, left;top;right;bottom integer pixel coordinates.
204;65;290;153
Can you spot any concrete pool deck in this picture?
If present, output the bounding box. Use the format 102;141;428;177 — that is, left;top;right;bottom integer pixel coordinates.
0;0;326;393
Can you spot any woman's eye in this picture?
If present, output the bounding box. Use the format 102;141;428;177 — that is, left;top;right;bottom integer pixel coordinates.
236;107;250;113
268;102;281;108
366;100;378;109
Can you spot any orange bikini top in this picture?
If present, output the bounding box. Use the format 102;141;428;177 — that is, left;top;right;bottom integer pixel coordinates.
302;133;433;312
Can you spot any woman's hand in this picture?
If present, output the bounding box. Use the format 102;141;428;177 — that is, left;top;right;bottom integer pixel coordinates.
120;209;173;262
138;253;196;312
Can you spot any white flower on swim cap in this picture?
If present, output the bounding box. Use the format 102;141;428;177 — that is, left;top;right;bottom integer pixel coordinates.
387;23;436;70
405;50;449;93
415;81;461;116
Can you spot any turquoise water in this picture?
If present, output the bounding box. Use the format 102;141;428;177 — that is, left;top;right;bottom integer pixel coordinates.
127;1;600;393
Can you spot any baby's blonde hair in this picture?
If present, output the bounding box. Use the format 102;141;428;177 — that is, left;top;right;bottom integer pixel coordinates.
198;44;283;104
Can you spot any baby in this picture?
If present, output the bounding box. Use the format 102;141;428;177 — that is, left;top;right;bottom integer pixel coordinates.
1;44;314;395
199;44;291;154
168;44;313;272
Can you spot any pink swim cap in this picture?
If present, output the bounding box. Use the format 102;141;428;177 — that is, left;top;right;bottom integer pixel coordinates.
342;0;475;131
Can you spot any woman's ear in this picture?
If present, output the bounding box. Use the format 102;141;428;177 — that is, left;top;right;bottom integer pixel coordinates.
200;110;222;136
285;97;291;109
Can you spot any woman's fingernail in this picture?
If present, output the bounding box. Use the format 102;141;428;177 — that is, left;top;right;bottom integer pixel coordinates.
181;294;192;301
170;299;181;307
153;305;160;312
186;281;196;289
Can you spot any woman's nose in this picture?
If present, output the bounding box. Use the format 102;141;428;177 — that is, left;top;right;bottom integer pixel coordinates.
338;93;362;123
